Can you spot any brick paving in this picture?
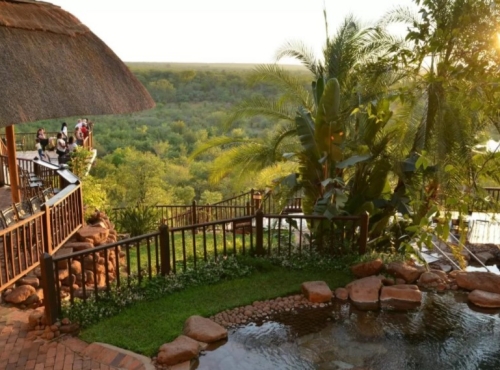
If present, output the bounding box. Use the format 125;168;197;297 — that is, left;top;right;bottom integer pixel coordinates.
0;304;152;370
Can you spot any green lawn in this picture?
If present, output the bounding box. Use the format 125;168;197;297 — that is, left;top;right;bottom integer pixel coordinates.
79;266;351;356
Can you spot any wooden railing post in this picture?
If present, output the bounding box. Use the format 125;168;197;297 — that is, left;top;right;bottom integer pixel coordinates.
252;192;262;214
255;210;265;256
159;224;171;275
358;211;369;255
41;204;53;254
78;184;85;226
191;200;197;225
41;253;59;325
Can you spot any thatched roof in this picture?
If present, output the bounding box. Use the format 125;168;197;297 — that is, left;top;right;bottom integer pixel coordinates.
0;0;155;127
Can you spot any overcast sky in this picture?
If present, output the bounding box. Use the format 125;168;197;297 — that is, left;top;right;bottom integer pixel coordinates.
49;0;414;64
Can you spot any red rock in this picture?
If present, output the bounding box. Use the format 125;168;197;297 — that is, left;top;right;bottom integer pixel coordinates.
75;226;109;245
157;335;200;366
386;262;425;283
350;259;384;278
382;278;395;286
183;315;228;343
346;276;383;309
28;308;45;328
64;242;94;252
456;272;500;294
380;285;422;310
335;287;348;300
301;281;333;303
18;276;39;288
391;284;419;290
4;285;36;304
468;290;500;308
417;272;444;288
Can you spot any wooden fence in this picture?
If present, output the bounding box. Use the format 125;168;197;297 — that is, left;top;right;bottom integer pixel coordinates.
0;165;84;291
41;211;369;323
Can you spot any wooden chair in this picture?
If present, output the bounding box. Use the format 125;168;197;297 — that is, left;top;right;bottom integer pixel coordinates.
13;201;33;221
42;187;55;202
1;206;17;229
29;196;44;214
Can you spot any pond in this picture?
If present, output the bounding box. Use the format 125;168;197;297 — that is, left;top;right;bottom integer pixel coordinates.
197;292;500;370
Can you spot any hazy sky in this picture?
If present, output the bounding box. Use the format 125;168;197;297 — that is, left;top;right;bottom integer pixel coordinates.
50;0;414;64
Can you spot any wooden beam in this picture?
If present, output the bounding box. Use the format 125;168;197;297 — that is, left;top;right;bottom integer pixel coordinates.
5;125;20;203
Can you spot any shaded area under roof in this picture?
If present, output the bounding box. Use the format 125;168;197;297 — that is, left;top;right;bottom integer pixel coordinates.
0;0;155;127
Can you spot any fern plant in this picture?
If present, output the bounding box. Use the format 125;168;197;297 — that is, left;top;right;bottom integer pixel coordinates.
116;205;159;237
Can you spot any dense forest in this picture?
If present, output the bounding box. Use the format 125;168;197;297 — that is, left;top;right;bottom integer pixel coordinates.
13;63;312;207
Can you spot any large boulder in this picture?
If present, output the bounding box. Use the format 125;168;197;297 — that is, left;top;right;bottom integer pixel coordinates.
386;262;425;283
157;335;200;366
455;271;500;294
301;281;333;303
380;285;422;310
350;259;384;278
417;271;445;289
346;276;383;310
4;285;36;304
64;242;94;252
75;226;109;246
468;290;500;308
183;316;228;343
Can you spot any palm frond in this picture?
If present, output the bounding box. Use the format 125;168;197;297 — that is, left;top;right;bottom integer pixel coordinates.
189;136;251;160
275;40;323;77
248;64;314;109
224;96;298;129
378;6;420;27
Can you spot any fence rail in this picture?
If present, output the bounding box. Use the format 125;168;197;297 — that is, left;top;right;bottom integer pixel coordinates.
42;211;369;323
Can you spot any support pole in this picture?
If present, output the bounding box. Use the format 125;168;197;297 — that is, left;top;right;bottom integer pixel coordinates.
6;125;20;203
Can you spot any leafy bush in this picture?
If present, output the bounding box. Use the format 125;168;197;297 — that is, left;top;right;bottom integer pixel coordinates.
62;255;253;327
116;205;159;236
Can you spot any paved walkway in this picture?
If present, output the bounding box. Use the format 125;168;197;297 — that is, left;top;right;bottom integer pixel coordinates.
0;305;153;370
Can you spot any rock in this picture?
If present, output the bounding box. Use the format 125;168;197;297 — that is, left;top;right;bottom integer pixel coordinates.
75;226;109;245
395;278;406;285
183;316;228;343
417;272;444;289
157;335;200;366
64;242;94;252
468;290;500;308
335;287;349;300
386;262;425;283
54;248;74;269
456;272;500;294
18;276;40;288
71;260;82;275
350;259;384;278
57;269;69;281
28;308;45;328
346;276;383;309
24;294;40;306
382;278;395;286
380;285;422;310
301;281;333;303
4;285;36;304
475;252;495;265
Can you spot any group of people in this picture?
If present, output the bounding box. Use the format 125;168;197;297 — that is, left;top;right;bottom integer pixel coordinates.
35;118;92;161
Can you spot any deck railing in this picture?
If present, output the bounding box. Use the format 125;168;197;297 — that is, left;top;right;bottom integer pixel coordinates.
0;131;93;153
41;211;369;323
0;163;84;291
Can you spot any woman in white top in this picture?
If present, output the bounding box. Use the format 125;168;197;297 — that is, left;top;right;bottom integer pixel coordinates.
67;136;77;152
61;122;68;141
56;133;67;157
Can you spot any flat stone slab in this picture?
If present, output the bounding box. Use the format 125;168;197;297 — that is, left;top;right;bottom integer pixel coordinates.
350;259;383;278
157;335;200;366
183;315;228;343
468;290;500;308
346;276;383;310
386;262;425;283
4;285;36;304
456;272;500;294
301;281;333;303
76;226;109;245
380;285;422;310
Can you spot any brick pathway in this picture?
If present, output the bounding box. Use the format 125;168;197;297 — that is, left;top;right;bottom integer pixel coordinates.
0;305;153;370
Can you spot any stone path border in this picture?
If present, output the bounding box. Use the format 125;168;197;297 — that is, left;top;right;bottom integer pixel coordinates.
0;304;154;370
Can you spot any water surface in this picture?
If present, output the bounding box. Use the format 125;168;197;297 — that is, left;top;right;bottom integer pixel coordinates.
197;292;500;370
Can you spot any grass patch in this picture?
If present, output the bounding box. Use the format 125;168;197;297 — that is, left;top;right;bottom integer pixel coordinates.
79;266;351;356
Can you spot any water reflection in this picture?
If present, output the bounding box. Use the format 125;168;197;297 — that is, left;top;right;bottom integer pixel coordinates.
198;292;500;370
